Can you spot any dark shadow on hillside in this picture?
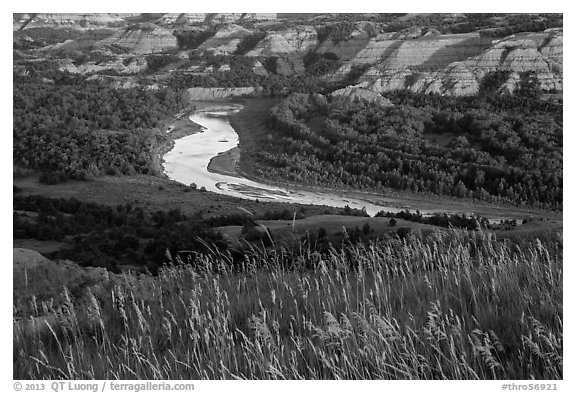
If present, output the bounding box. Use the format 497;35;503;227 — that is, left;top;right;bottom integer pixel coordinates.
326;35;372;62
417;36;494;71
376;39;404;65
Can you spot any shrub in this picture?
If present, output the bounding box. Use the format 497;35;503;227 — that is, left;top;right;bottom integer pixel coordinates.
396;226;412;239
362;222;371;235
39;171;68;185
234;31;267;55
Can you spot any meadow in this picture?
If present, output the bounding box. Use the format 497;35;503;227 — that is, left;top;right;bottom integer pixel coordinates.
13;229;562;380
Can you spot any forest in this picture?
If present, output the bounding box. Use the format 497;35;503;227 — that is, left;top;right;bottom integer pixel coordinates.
13;193;372;272
166;54;331;96
375;210;503;231
13;77;185;181
247;83;562;209
309;13;562;38
14;194;227;273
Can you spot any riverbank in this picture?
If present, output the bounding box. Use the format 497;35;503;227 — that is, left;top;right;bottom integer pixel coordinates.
207;147;240;177
153;101;245;177
152;106;204;178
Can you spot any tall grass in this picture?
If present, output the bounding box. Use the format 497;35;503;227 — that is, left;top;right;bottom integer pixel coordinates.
13;230;562;379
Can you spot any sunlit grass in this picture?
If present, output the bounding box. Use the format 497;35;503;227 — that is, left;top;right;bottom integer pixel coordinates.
14;230;562;379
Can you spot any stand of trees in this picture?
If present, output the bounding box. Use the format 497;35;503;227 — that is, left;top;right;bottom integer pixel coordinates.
234;31;267;55
166;62;330;97
14;193;376;272
13;78;185;181
375;210;487;230
174;27;219;50
245;90;561;209
14;195;226;273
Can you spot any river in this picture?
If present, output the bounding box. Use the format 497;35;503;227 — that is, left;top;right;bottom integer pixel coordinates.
162;102;402;216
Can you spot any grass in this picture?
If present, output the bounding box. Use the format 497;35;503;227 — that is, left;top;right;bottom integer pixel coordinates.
13;229;562;379
13;173;346;219
217;215;442;249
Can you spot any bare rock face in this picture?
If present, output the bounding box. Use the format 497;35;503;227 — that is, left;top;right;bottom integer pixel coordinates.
57;56;147;75
83;75;160;90
392;26;424;40
252;60;269;76
328;34;402;79
316;30;372;62
109;79;145;89
100;23;177;54
362;63;482;96
421;63;482;96
338;32;492;78
186;87;259;101
331;86;393;106
210;13;276;23
498;72;522;94
38;29;115;52
350;29;562;96
44;23;178;55
423;28;441;37
198;24;252;55
467;29;563;91
246;26;317;56
14;13;133;30
329;31;492;83
316;22;381;62
159;13;276;25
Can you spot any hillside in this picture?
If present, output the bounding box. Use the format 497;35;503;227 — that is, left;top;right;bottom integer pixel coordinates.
355;29;562;95
14;13;562;95
13;230;563;379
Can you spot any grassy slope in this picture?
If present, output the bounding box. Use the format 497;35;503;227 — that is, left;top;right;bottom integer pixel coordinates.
218;215;441;248
13;174;347;219
13;173;356;256
14;231;562;379
218;214;563;250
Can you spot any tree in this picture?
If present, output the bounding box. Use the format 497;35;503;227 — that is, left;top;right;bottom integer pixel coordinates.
362;222;371;235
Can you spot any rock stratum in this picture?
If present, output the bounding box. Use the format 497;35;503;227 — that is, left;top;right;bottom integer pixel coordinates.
246;26;318;56
346;28;563;95
331;86;394;106
185;87;259;101
14;13;276;31
99;23;178;54
198;24;252;55
14;14;563;97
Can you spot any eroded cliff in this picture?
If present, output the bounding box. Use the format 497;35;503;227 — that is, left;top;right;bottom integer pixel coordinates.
351;29;562;95
185;87;259;101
